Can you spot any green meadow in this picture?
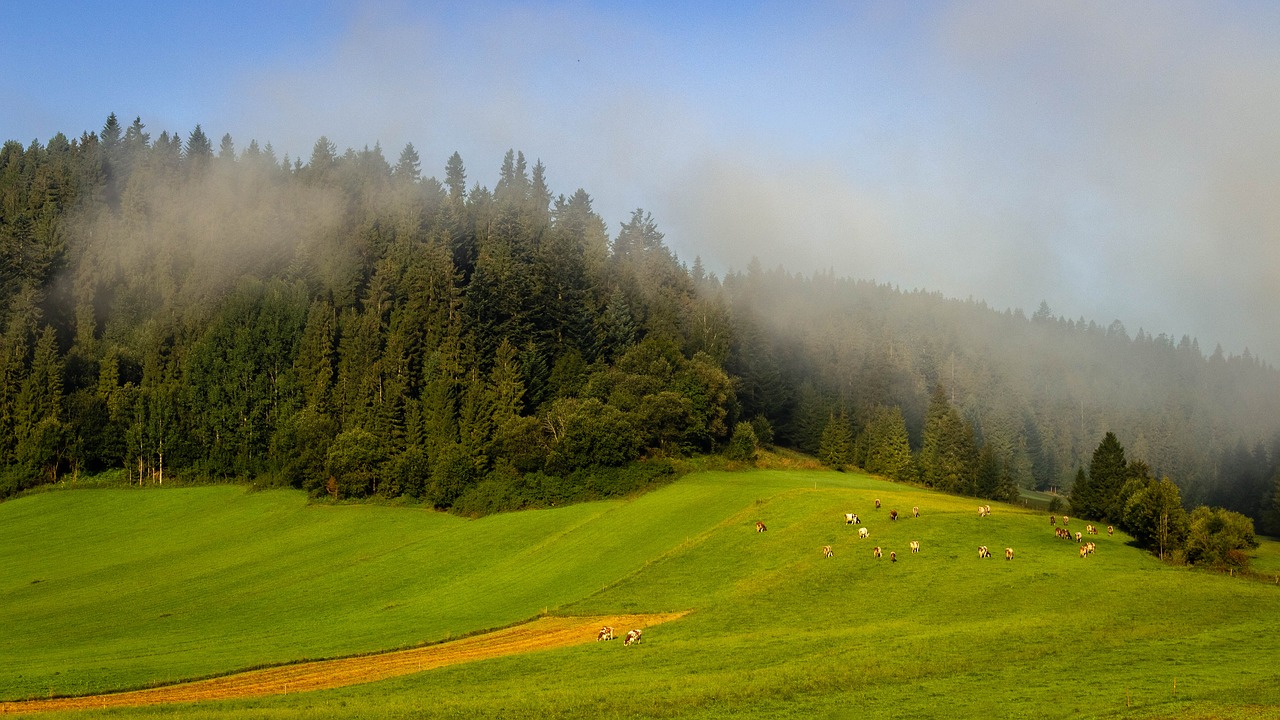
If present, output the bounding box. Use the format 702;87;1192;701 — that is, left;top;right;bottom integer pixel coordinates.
4;470;1280;719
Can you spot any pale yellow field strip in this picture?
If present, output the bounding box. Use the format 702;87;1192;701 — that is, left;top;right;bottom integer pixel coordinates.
1;612;686;715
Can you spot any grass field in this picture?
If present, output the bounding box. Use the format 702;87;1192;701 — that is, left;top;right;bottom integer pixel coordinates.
3;470;1280;718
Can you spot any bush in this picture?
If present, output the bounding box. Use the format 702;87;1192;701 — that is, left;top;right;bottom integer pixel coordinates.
725;422;758;462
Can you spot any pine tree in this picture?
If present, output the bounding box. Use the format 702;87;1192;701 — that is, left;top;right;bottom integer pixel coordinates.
918;385;977;494
393;143;421;183
818;413;854;468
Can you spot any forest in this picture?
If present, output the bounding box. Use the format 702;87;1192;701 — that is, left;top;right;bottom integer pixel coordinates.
1;114;1278;534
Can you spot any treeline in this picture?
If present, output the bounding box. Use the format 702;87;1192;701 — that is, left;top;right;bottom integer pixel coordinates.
0;114;735;511
3;114;1280;532
704;260;1280;534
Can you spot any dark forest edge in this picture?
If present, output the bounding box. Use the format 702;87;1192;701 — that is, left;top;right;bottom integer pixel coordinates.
2;114;1279;551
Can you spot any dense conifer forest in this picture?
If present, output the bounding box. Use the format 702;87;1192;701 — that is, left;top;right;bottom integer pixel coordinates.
2;114;1278;533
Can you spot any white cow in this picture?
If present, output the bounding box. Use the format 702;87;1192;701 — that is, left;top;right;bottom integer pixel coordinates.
909;540;920;554
859;527;869;539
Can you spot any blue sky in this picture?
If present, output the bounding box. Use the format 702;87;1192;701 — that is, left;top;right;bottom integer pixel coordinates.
4;1;1280;361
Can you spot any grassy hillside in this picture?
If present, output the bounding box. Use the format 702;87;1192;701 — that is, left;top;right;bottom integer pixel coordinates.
4;471;1280;718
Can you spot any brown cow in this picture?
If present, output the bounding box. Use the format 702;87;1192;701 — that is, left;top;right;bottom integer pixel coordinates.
598;626;615;641
755;521;767;533
873;546;883;559
978;545;991;558
1075;531;1083;543
1107;525;1114;536
1050;515;1057;525
890;551;897;563
875;498;882;509
1005;547;1014;561
822;545;834;558
890;510;898;521
624;628;643;646
913;506;920;518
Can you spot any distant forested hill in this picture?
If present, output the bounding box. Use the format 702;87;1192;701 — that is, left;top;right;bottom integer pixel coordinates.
1;115;1277;530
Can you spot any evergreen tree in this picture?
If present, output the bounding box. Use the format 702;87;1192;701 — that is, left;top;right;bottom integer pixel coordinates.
918;385;977;494
818;413;854;468
1077;431;1127;521
393;143;421;183
859;405;914;483
185;124;213;168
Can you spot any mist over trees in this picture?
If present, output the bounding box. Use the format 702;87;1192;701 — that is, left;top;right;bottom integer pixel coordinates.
2;114;1280;534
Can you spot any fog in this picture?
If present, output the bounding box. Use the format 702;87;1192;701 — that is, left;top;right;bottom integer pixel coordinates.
9;2;1280;361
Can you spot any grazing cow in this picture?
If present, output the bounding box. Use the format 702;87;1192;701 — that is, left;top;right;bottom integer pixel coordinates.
913;506;920;518
859;527;870;539
1062;515;1070;526
909;540;920;554
1075;531;1083;543
845;513;855;525
890;551;897;563
756;521;767;533
978;545;991;558
822;545;834;558
852;514;861;524
875;499;882;509
624;628;642;646
1087;524;1097;535
1086;541;1096;554
1050;515;1057;525
1079;545;1088;559
890;510;899;521
986;504;992;515
1107;525;1114;536
873;546;883;558
1005;547;1014;561
598;626;615;641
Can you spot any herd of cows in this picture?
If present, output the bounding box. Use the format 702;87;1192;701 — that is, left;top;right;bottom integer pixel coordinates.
773;498;1109;566
596;495;1111;645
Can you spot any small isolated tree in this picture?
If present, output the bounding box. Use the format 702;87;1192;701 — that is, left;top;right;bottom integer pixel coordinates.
818;413;854;468
1122;476;1188;560
725;421;759;463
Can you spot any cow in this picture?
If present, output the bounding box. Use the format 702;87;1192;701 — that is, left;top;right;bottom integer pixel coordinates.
1050;515;1056;525
1005;547;1014;561
1079;545;1088;559
822;545;834;558
875;499;882;509
1075;531;1083;543
598;626;615;641
624;628;643;646
1107;525;1114;536
859;527;869;539
1087;524;1097;535
756;521;767;533
890;509;898;521
1086;541;1096;554
890;551;897;563
913;506;920;518
978;545;991;558
873;546;882;558
845;513;855;525
909;540;920;554
1062;515;1070;526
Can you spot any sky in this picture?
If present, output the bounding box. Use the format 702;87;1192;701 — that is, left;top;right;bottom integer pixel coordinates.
3;0;1279;362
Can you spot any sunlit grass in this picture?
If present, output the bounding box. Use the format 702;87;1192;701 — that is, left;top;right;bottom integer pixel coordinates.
5;470;1280;719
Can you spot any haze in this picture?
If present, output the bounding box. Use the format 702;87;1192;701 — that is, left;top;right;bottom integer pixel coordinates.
4;1;1277;361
